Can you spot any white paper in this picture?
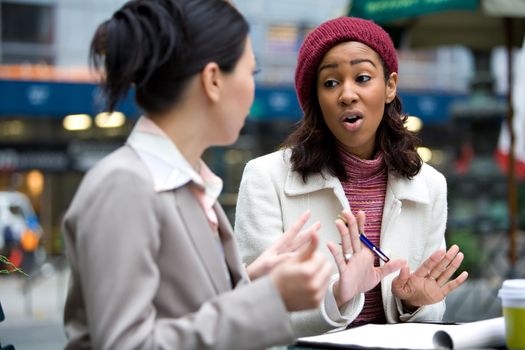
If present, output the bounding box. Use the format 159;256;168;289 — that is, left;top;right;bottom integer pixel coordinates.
296;317;505;349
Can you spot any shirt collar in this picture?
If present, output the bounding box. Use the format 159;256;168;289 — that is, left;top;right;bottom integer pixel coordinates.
127;116;223;198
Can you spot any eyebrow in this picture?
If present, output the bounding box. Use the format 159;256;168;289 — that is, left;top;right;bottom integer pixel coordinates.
318;58;377;74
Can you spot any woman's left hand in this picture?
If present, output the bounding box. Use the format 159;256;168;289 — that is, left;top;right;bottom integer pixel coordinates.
391;245;469;310
327;210;406;308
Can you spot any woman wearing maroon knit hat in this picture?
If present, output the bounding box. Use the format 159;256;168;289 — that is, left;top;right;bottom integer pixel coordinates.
235;16;469;336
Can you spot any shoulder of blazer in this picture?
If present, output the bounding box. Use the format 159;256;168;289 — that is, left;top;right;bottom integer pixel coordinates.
244;149;289;174
93;146;148;178
77;145;153;197
246;149;341;197
242;149;289;188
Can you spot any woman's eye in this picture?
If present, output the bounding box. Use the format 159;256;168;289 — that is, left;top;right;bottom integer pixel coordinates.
357;75;371;83
323;80;339;88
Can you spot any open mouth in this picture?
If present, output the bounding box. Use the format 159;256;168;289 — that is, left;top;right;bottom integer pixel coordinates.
343;115;362;124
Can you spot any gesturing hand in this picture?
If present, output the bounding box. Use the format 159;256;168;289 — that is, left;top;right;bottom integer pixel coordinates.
391;244;469;309
272;231;332;312
327;210;406;307
247;210;320;280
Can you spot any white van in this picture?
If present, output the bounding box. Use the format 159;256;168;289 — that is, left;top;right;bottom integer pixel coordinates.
0;191;43;269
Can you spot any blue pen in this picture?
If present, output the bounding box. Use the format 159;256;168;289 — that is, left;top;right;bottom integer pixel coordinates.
337;214;390;263
358;233;390;263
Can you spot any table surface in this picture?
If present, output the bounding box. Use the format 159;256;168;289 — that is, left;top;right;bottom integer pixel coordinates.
288;345;507;349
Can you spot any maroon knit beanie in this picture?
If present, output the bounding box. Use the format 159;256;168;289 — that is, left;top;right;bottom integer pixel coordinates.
295;17;398;112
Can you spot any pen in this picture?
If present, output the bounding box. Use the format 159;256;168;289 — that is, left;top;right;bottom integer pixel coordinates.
358;233;390;263
337;214;390;263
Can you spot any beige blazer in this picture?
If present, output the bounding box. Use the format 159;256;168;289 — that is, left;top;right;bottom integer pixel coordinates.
63;146;293;350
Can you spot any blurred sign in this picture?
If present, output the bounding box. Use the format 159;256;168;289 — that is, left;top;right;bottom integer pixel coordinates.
0;79;140;117
249;86;301;120
400;91;471;124
0;148;69;171
349;0;478;24
0;64;96;82
0;79;473;124
0;141;122;172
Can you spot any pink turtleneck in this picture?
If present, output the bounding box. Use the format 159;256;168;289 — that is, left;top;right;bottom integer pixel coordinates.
338;146;388;326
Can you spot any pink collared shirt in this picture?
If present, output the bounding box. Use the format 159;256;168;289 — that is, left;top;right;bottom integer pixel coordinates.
189;165;222;233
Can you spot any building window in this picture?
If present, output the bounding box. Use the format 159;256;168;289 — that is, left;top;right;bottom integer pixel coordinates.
1;2;55;63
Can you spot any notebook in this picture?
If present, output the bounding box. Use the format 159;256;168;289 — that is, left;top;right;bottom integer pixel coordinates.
295;317;505;349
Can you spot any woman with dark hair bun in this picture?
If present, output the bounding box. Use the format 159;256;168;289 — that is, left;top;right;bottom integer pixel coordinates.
235;17;469;336
62;1;335;349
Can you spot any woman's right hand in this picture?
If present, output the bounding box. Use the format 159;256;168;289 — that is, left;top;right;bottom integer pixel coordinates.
271;231;332;311
246;210;320;281
327;210;406;307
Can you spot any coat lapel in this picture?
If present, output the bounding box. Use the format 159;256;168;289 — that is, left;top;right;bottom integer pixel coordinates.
388;170;430;204
175;187;231;294
381;171;431;248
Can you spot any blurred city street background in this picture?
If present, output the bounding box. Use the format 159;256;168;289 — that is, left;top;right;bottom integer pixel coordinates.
1;0;525;348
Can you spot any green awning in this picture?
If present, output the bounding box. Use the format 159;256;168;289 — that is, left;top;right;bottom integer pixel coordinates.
349;0;478;23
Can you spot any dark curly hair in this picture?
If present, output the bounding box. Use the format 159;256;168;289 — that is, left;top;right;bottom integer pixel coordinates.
283;60;422;183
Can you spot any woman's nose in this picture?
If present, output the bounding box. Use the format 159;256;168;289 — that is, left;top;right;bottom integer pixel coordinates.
338;83;358;105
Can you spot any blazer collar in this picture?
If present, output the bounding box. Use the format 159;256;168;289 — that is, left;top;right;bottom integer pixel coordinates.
284;165;430;205
215;203;245;286
176;187;233;294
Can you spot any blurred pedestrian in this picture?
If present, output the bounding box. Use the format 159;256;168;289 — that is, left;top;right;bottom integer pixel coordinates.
235;16;469;336
62;1;334;349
